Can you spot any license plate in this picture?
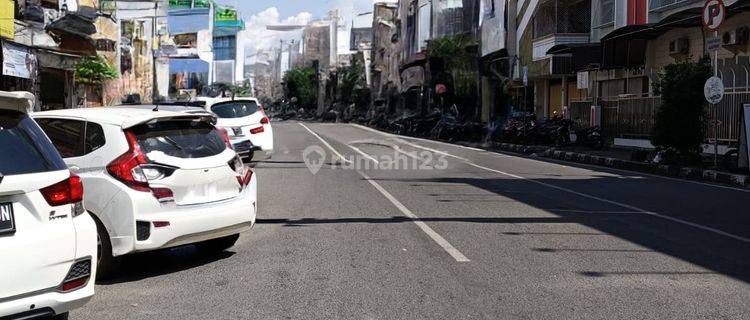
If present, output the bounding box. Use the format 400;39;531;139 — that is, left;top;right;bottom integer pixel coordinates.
0;202;16;236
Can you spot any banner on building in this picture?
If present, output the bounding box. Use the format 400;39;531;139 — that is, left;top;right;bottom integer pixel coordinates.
0;0;14;39
2;41;37;79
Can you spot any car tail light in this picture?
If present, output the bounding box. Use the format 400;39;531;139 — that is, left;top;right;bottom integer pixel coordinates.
107;131;150;192
106;131;176;204
260;116;269;124
59;259;91;292
250;126;264;134
241;168;254;187
218;127;234;149
40;173;84;207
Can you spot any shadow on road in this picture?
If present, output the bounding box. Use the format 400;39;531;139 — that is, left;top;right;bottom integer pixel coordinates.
262;173;750;283
97;246;235;285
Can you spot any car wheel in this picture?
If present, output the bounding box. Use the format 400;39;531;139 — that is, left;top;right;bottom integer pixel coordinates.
198;234;240;253
93;217;117;280
52;312;69;320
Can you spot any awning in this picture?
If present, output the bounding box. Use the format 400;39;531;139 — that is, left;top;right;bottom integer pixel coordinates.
169;58;209;74
45;12;97;55
599;24;663;70
37;49;82;71
546;43;602;72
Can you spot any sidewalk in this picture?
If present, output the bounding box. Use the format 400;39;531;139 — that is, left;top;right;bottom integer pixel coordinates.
490;142;750;189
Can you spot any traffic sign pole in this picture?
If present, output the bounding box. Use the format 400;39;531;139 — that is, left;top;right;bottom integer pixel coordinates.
703;0;726;168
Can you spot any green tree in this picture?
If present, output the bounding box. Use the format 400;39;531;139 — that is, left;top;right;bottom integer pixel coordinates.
74;55;118;85
337;58;367;105
283;67;318;109
652;58;712;157
427;34;477;97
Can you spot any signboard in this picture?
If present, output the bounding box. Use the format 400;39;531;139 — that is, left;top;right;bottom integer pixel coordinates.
169;0;191;8
704;76;724;104
707;36;722;51
2;41;37;79
702;0;725;31
215;7;239;22
0;0;13;39
739;104;750;170
194;0;210;8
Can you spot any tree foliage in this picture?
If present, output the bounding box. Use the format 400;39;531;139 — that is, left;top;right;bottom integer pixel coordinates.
74;55;118;85
652;58;712;156
337;57;368;105
284;67;318;109
427;34;478;96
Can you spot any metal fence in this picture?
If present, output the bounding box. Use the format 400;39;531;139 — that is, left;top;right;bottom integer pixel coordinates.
706;92;750;144
570;92;750;144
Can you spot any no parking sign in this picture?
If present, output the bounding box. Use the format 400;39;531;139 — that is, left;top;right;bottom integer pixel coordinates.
702;0;726;31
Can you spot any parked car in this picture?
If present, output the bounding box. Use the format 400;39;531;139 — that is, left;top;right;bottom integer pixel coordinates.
33;106;257;278
196;97;273;161
1;91;97;319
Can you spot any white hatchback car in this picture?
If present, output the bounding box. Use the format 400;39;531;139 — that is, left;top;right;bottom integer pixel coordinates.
1;92;97;319
197;97;273;160
33;106;257;278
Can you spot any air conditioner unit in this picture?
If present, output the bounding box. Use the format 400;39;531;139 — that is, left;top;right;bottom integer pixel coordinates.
669;38;690;56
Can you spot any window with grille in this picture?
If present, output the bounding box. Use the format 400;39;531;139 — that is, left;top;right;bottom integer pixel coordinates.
597;0;615;26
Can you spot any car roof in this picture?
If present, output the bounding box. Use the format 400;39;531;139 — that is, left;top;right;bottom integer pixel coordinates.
196;96;259;107
0;91;35;113
32;105;213;128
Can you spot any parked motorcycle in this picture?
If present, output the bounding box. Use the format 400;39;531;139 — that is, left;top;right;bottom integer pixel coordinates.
558;120;604;149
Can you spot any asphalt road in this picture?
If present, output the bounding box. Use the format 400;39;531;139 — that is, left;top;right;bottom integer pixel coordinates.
75;122;750;320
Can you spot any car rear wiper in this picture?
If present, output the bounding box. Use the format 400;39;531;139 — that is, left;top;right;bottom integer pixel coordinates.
161;137;184;151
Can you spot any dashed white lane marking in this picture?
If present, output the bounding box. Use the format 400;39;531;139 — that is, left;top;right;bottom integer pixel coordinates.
302;123;469;262
359;170;470;262
348;144;380;164
299;123;352;164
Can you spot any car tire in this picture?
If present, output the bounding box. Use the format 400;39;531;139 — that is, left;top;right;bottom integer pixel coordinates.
52;312;69;320
198;234;240;252
92;216;118;280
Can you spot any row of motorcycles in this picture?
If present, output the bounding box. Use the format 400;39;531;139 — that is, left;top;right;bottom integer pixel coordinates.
493;113;604;149
375;106;486;143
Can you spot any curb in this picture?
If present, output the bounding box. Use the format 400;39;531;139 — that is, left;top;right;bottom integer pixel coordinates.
494;143;750;189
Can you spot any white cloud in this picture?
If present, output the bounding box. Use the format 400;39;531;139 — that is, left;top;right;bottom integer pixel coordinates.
239;7;312;62
241;1;396;62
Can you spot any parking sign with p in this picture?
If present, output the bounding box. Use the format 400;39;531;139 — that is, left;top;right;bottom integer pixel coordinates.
702;0;726;31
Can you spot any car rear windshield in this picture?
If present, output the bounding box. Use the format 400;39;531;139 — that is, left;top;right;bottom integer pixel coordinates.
210;101;259;119
131;120;226;159
0;110;67;176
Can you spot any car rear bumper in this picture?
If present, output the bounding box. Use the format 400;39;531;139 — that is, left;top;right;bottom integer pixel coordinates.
0;280;94;318
131;176;257;252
